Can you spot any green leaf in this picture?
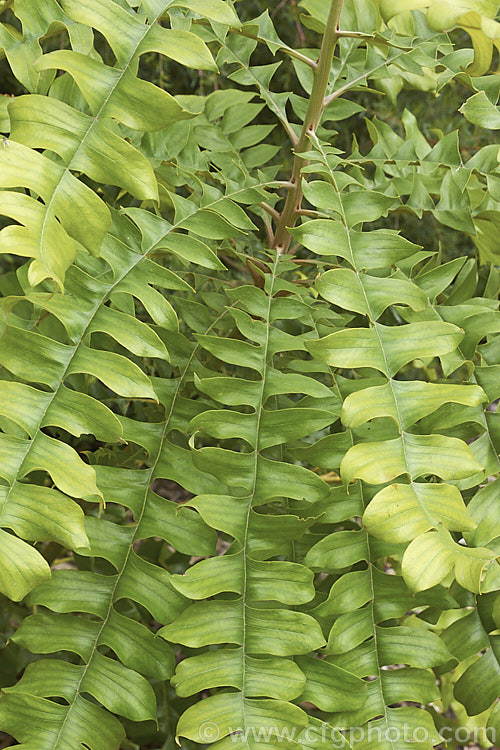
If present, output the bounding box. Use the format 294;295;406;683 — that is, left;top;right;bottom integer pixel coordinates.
455;648;500;715
0;530;50;601
342;381;485;430
0;694;125;750
341;433;483;484
9;95;158;200
402;528;498;593
190;407;332;448
68;346;157;399
306;321;463;377
363;482;476;541
147;27;218;70
291;222;420;270
176;693;306;744
171;552;315;604
376;625;453;668
444;607;500;717
305;530;369;572
160;599;325;653
302;183;395;225
316;268;427;320
170;0;241;26
0;141;110;287
295;656;367;712
80;652;157;722
461;90;500;129
172;649;306;700
0;484;89;550
36;50;191;130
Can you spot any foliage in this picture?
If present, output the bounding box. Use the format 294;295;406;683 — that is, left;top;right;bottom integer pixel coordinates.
0;0;500;749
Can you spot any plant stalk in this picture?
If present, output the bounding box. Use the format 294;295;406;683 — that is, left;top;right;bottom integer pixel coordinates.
272;0;344;252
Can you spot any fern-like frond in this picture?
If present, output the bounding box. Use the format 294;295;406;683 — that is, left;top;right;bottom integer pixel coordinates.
0;181;273;744
0;249;215;748
0;212;191;600
284;139;500;746
158;254;366;748
300;324;457;750
0;1;499;746
0;0;218;287
299;143;499;593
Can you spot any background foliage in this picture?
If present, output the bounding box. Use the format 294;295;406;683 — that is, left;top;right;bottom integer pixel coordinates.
0;0;500;749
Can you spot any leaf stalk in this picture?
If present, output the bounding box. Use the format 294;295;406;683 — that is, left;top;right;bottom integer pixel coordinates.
272;0;344;252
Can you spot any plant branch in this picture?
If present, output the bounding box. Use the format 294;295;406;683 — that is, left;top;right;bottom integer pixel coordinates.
231;27;318;69
336;29;375;39
259;201;281;222
296;208;324;217
261;212;275;247
272;0;344;252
